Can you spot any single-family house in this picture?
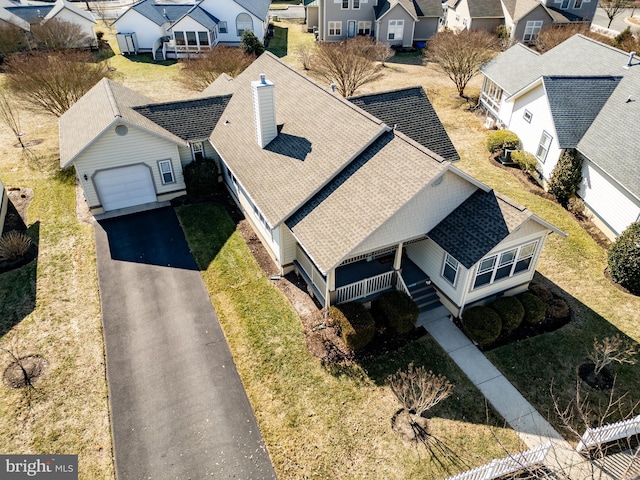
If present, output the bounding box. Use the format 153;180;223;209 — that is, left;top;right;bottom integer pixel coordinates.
111;0;271;59
479;34;640;240
0;0;97;47
445;0;596;44
60;51;564;319
305;0;444;47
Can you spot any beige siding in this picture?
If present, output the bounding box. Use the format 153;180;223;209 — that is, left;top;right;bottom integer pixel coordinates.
75;125;185;208
178;146;192;165
0;179;7;236
236;186;282;267
281;225;297;265
349;171;476;257
376;5;415;47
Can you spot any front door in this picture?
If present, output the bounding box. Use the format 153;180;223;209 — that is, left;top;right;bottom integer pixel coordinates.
348;20;356;37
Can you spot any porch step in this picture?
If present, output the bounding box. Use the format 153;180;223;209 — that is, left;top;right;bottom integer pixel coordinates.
154;51;164;61
405;279;443;314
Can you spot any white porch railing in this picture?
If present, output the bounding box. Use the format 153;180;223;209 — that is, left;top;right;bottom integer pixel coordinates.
335;271;394;304
446;442;551;480
396;272;410;297
577;415;640;452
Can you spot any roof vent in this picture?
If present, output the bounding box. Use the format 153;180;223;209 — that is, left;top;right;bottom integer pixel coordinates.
626;51;636;68
330;82;336;93
251;74;277;148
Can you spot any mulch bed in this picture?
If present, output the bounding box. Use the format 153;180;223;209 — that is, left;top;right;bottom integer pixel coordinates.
3;354;47;389
0;187;38;275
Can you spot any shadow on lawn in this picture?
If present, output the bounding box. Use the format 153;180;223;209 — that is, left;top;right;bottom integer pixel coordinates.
0;221;39;338
267;26;289;58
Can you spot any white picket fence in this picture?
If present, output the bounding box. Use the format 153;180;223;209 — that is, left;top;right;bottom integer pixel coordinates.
446;442;552;480
577;415;640;452
335;271;394;304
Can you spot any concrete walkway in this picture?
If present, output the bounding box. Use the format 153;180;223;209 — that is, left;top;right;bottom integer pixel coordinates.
418;312;612;479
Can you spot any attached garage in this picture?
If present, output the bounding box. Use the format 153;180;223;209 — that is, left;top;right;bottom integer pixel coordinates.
94;164;157;212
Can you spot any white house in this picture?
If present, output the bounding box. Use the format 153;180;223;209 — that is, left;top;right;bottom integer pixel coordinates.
60;52;565;321
112;0;271;59
0;0;97;46
479;34;640;240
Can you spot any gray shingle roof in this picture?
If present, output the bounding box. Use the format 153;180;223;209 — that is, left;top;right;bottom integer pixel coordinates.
428;189;531;268
544;76;621;149
412;0;443;17
467;0;504;18
349;87;459;162
133;95;231;141
126;0;195;26
375;0;418;20
501;0;542;21
5;5;53;22
287;130;447;273
59;78;186;167
172;5;219;30
209;52;387;228
233;0;271;20
200;73;237;97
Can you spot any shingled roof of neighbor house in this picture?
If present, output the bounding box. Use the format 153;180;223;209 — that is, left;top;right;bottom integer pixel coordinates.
412;0;445;17
349;87;460;162
121;0;195;26
169;5;219;30
375;0;418;20
233;0;271;19
134;95;232;141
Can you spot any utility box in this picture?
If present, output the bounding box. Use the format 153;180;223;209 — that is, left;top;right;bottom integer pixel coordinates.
116;32;138;55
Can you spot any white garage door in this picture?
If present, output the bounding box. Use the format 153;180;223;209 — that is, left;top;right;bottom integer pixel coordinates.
94;164;157;211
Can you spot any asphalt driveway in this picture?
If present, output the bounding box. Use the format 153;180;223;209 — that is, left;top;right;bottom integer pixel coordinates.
95;207;276;480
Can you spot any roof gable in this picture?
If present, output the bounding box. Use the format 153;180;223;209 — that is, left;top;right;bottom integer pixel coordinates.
233;0;271;20
349;87;460;162
46;0;96;24
170;4;218;30
133;95;231;141
5;5;53;23
467;0;504;18
375;0;418;20
412;0;444;17
119;0;196;26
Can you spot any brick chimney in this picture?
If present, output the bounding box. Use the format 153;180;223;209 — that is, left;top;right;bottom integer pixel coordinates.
251;73;277;148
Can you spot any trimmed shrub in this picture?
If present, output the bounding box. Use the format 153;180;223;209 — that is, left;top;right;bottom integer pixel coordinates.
490;296;524;332
330;303;376;351
511;150;538;176
529;283;553;303
548;150;583;207
183;158;218;198
608;222;640;295
377;291;419;335
486;130;520;154
240;30;265;56
461;306;502;346
0;230;31;261
517;292;547;325
547;298;570;321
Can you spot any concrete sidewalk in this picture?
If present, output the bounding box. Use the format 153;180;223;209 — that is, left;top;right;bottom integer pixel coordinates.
419;313;611;479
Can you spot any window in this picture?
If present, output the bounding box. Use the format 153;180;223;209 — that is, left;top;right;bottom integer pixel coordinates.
174;31;185;46
481;78;504;114
357;21;371;35
328;21;342;36
342;0;349;8
198;31;209;46
186;31;197;47
523;110;533;123
353;0;360;8
523;21;543;42
536;131;552;162
561;0;570;7
191;142;204;161
462;17;468;28
158;160;175;184
218;21;227;34
573;0;582;7
388;19;404;41
236;13;253;36
442;254;459;286
472;242;538;290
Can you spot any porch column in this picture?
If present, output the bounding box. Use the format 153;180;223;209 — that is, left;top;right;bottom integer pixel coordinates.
393;242;404;271
325;269;335;308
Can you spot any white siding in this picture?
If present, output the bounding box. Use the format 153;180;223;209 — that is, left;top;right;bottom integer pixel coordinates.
508;83;561;180
171;16;211;33
75;125;184;208
580;160;640;239
114;10;166;50
52;8;96;42
236;187;281;266
446;0;470;31
198;0;267;41
349;171;476;256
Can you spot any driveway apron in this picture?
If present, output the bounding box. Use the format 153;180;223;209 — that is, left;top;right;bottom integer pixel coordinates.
94;207;276;480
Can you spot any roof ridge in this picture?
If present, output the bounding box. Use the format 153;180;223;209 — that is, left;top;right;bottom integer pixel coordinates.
493;189;527;212
557;34;630;59
349;85;423;99
102;79;122;118
133;93;232;110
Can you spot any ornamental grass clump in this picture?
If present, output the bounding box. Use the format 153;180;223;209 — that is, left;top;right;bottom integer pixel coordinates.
0;230;31;261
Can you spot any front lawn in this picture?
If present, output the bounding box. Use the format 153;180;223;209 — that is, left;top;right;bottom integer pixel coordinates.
177;203;523;479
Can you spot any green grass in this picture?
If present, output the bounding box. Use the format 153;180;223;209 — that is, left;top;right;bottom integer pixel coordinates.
177;203;523;479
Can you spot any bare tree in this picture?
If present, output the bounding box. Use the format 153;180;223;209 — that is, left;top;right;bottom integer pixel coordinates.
179;46;254;91
30;18;94;50
4;51;111;117
388;363;453;417
425;29;499;98
312;36;384;97
0;23;27;57
295;43;314;70
0;89;24;148
601;0;628;28
535;24;599;53
589;334;638;376
91;1;114;27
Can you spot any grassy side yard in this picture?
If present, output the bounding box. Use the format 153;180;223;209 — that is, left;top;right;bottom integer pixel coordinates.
0;104;114;477
177;203;523;479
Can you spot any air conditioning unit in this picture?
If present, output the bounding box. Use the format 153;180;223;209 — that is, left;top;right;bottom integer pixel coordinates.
484;116;495;129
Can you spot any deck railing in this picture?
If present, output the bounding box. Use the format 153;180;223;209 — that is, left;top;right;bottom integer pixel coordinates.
396;273;410;297
577;415;640;452
335;271;394;304
446;442;551;480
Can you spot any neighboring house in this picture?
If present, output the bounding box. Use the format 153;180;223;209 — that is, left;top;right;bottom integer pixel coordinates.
111;0;271;59
60;51;565;321
445;0;597;44
0;0;97;47
479;34;640;240
305;0;444;47
0;178;7;237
